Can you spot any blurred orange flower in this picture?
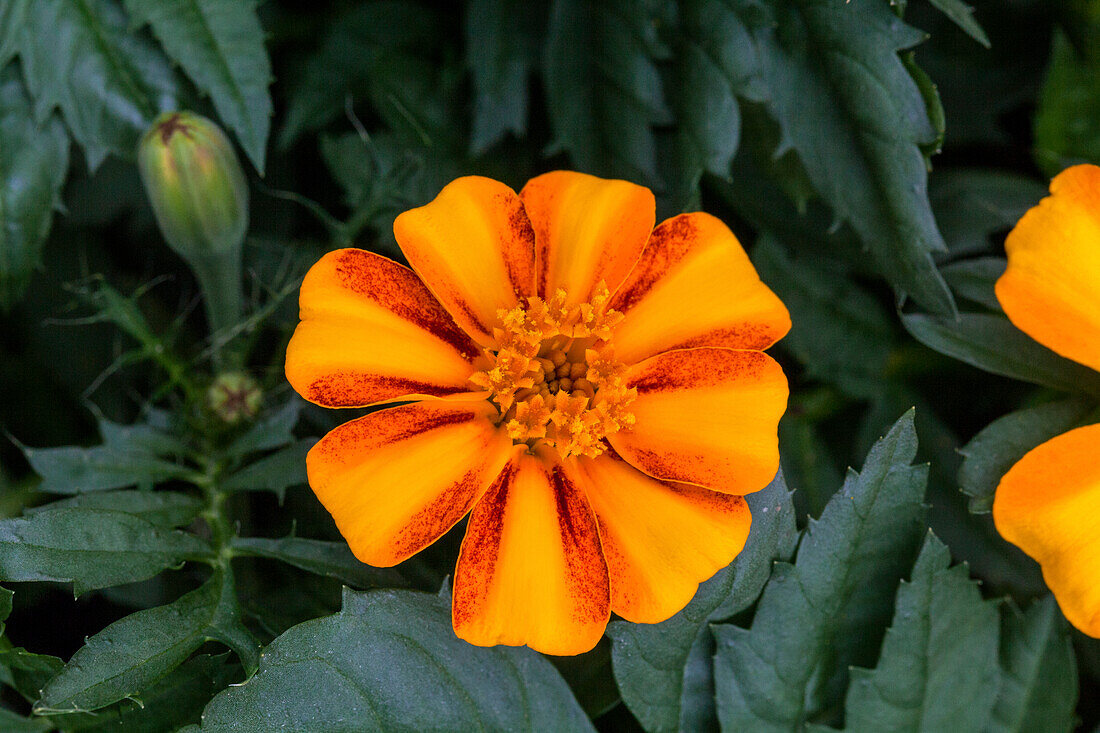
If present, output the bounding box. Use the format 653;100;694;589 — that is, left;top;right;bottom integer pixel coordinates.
993;164;1100;637
285;171;790;654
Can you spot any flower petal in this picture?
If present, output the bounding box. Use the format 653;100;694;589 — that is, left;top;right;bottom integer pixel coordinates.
993;423;1100;637
306;401;512;567
609;213;791;365
453;449;610;655
393;176;536;345
520;170;655;304
609;347;788;493
996;164;1100;373
567;450;751;623
286;249;484;408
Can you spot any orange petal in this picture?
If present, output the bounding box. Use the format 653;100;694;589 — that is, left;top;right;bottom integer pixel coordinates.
609;348;788;493
996;164;1100;372
453;449;610;655
993;423;1100;637
285;249;484;408
393;176;536;344
567;450;751;623
520;171;655;304
609;213;791;365
306;401;512;567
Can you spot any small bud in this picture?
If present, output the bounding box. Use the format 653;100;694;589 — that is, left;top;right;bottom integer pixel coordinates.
137;112;248;260
206;372;262;425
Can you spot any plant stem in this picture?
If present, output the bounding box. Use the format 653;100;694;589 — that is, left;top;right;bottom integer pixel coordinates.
187;251;244;370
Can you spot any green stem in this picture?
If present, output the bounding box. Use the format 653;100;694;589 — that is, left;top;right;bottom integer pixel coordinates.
197;457;235;569
187;250;244;369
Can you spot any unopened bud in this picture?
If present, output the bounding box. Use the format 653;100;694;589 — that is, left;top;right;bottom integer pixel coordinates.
138;112;248;260
206;372;262;425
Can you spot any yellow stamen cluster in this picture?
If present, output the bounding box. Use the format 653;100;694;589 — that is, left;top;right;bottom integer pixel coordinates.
469;284;636;459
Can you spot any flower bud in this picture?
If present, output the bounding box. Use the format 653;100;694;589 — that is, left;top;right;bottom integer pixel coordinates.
205;372;262;425
138;112;248;260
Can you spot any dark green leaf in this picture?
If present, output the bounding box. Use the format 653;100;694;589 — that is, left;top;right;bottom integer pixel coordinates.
26;491;203;528
192;588;594;731
1034;29;1100;176
939;257;1004;311
959;399;1094;512
35;572;257;714
0;646;63;703
221;438;315;500
927;0;990;48
901;312;1100;397
929;170;1046;256
544;0;670;184
230;536;403;589
13;0;178;169
609;472;797;733
223;399;301;459
21;442;190;494
0;508;210;594
988;597;1077;733
779;413;845;518
713;412;929;731
122;0;272;172
827;534;1000;731
0;708;50;732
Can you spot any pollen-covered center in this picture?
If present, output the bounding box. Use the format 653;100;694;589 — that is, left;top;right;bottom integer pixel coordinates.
469;283;636;459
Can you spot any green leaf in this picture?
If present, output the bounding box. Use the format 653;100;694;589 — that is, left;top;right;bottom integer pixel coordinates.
929;169;1046;256
230;536;404;589
959;399;1094;513
0;708;50;732
939;257;1004;311
223;399;301;459
927;0;990;48
35;571;257;714
0;647;63;703
0;508;210;594
465;0;542;153
0;65;69;310
191;588;594;731
827;533;1000;731
12;0;178;169
713;411;929;731
543;0;670;184
1034;29;1100;176
738;0;955;316
26;490;203;528
221;438;315;500
608;471;797;733
988;597;1077;733
901;312;1100;397
753;234;894;398
122;0;272;172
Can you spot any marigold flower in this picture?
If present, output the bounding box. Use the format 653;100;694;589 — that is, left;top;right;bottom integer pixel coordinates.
285;172;790;654
992;164;1100;637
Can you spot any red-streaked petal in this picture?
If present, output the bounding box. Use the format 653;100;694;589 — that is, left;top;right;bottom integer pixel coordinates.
609;347;788;494
520;171;655;305
609;213;791;365
453;449;610;655
393;176;536;345
285;249;484;408
306;401;512;567
567;449;751;623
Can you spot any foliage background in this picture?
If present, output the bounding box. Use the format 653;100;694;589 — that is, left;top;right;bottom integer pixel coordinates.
0;0;1097;730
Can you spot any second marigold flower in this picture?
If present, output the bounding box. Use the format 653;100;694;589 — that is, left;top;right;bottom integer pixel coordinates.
285;171;791;655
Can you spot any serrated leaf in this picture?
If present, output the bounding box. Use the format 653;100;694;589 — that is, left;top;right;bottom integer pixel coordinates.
223;399;301;459
827;533;1000;731
192;588;594;731
36;571;257;714
608;471;797;733
21;442;190;495
26;490;203;528
959;399;1094;513
1034;29;1100;176
988;597;1077;733
928;0;990;48
713;411;929;731
901;312;1100;398
122;0;272;172
230;535;404;589
0;65;69;310
465;0;543;153
0;508;211;594
12;0;178;170
739;0;955;316
220;438;314;500
543;0;670;184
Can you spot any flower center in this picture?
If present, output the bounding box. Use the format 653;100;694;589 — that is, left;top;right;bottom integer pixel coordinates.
469;283;636;459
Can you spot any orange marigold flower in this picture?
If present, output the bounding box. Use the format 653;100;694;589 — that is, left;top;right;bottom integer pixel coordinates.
992;163;1100;638
284;171;791;655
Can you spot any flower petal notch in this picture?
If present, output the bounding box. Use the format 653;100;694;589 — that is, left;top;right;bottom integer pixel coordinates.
286;171;790;654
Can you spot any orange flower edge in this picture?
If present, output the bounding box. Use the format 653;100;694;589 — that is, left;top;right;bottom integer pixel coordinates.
285;171;790;654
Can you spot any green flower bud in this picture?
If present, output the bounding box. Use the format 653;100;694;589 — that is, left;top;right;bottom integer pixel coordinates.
137;111;249;259
206;372;263;425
